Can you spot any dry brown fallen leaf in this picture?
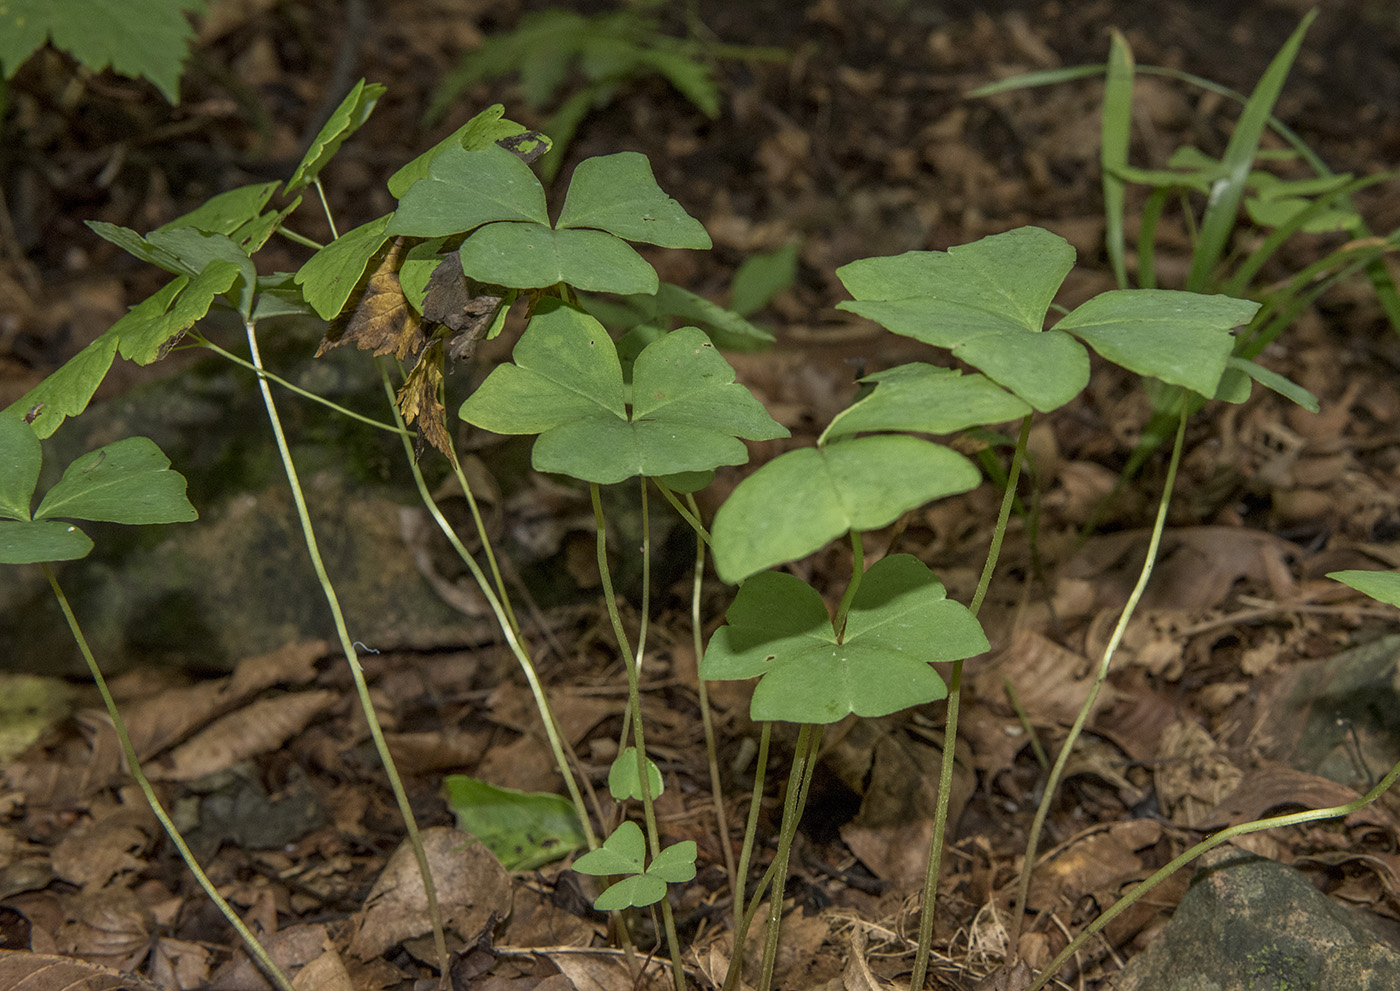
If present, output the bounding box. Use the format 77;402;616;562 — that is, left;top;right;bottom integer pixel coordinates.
153;690;338;781
348;827;511;961
0;948;166;991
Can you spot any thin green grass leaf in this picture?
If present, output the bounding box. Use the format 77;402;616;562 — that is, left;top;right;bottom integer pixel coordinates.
1187;10;1317;291
1102;30;1134;289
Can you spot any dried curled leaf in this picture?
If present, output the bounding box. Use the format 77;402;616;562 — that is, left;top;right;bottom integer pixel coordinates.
397;336;454;461
421;253;502;364
316;237;424;360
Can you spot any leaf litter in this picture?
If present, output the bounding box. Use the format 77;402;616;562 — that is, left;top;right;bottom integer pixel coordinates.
4;0;1400;988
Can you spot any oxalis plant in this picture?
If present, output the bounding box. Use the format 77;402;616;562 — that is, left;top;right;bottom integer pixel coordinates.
8;71;1397;991
3;79;781;990
0;418;298;991
699;224;1335;991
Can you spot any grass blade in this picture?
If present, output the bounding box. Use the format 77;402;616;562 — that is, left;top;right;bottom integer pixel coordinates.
1186;9;1317;291
1101;30;1134;289
966;64;1104;98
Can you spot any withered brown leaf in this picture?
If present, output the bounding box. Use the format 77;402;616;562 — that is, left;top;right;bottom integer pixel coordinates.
421;252;503;365
397;335;454;462
316;237;424;360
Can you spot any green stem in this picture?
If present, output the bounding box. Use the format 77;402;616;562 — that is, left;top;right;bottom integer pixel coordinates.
196;336;406;435
314;177;339;240
725;721;772;991
42;565;296;991
832;529;864;639
654;479;712;545
591;481;685;991
757;724;823;991
910;413;1032;990
1026;754;1400;991
276;226;325;251
688;493;737;891
376;364;596;846
244;318;448;979
1005;679;1049;769
1010;407;1188;948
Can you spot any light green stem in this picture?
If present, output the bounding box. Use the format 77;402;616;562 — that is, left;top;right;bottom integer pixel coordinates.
757;724;823;991
688;493;737;891
590;482;685;991
654;479;712;545
197;336;406;436
314;177;339;240
726;721;772;991
244;318;448;979
1010;408;1188;948
1026;754;1400;991
832;530;863;639
42;564;296;991
375;364;595;846
910;413;1032;990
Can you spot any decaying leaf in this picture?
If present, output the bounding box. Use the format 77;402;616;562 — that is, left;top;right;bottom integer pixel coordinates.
154;690;338;781
396;336;454;461
316;237;424;360
421;253;503;364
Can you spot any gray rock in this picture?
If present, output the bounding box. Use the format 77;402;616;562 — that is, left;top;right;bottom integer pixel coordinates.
1114;850;1400;991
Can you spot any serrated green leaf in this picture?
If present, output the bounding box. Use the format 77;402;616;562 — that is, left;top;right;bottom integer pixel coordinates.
556;152;711;249
837;228;1089;411
388;105;547;198
158;182;279;236
141;229;256;318
0;413;41;521
607;747;664;801
231;195;301;254
115;262;243;364
387;144;549;238
822;365;1031;443
285;79;386;194
1056;290;1259;398
1328;570;1400;609
87;223;255;317
3;334;119;438
458;222;658;295
442;774;587;871
710;436;981;583
2;261;227;440
35;437;197;525
703;555;987;723
574;819;646;877
87;220;196;274
295;214;392;320
0;0;205;103
0;519;93;564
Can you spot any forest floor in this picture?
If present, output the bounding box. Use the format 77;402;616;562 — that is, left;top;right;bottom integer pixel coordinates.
4;0;1400;989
